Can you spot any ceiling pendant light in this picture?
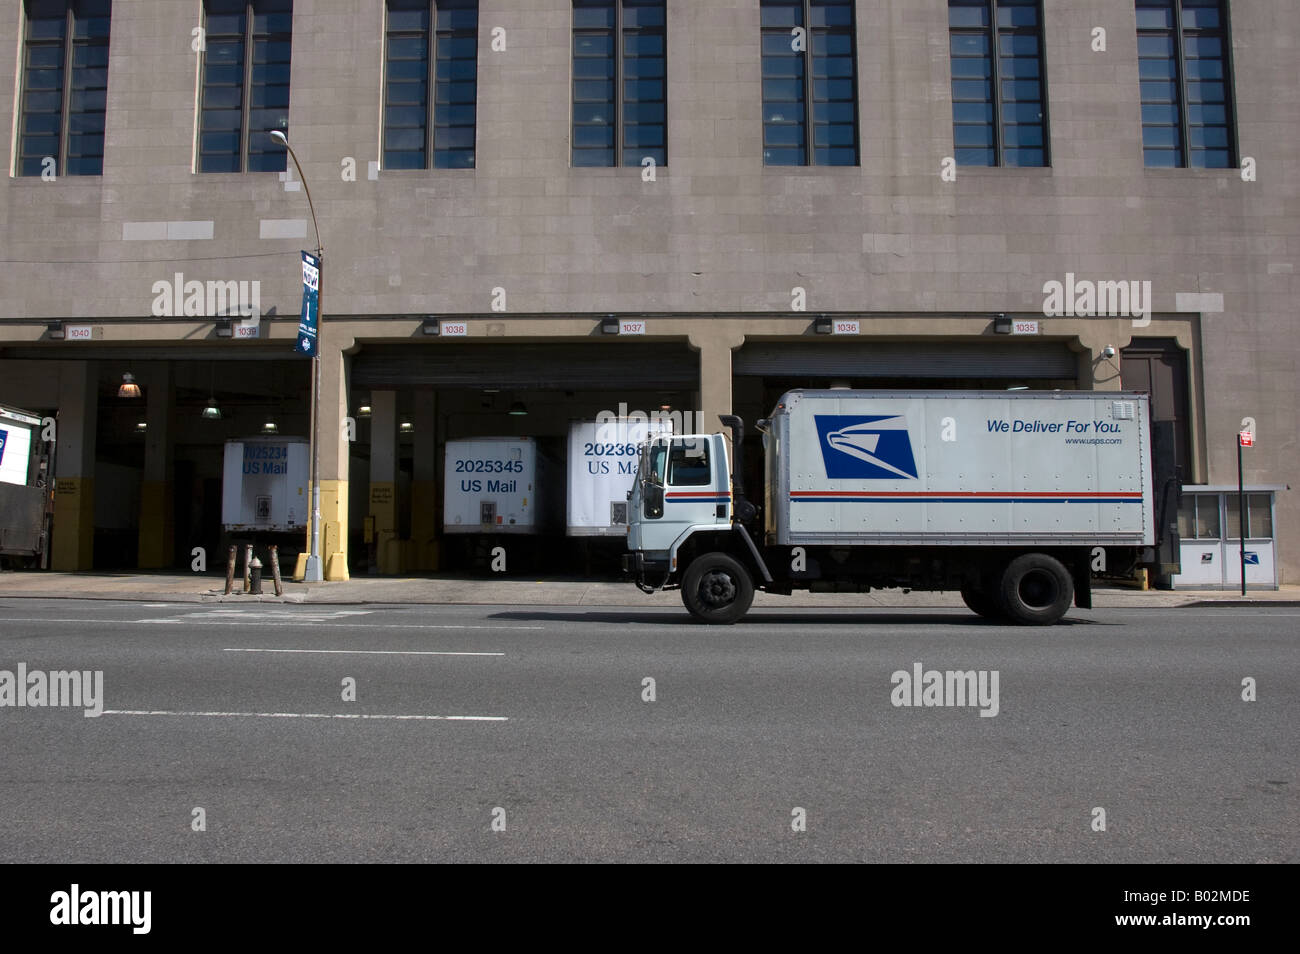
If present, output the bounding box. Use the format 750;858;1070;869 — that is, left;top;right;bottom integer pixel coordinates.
262;417;278;434
202;362;222;419
118;372;141;399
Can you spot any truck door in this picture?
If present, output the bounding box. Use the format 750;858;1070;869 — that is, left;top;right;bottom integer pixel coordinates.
640;436;729;544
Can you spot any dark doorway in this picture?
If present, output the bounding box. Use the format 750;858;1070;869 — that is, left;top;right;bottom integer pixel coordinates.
1121;339;1192;480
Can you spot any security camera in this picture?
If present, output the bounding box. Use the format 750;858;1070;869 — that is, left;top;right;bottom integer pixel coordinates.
1102;346;1116;358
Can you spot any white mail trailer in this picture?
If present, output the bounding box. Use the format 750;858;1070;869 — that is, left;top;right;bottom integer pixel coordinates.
770;391;1154;546
444;437;547;534
221;437;310;532
567;418;672;536
0;405;39;488
0;405;47;562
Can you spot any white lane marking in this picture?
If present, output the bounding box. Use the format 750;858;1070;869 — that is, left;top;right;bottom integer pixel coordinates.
223;648;503;657
0;618;544;630
141;609;376;623
101;709;507;722
151;622;544;630
200;613;371;621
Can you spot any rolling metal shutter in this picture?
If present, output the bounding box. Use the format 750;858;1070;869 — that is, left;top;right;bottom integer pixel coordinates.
733;341;1077;378
351;342;698;390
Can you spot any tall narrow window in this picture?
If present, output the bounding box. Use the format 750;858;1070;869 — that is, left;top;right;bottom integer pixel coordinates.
760;0;857;166
1136;0;1234;168
571;0;666;168
198;0;292;173
384;0;478;170
18;0;111;177
948;0;1047;167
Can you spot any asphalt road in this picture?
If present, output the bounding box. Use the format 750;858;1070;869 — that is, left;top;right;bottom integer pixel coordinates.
0;599;1294;863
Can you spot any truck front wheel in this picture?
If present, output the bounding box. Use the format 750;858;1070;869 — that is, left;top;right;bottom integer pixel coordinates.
682;552;755;624
998;553;1074;625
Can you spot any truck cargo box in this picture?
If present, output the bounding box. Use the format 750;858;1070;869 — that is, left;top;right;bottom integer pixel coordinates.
444;437;553;534
221;437;309;532
766;390;1153;547
566;418;672;536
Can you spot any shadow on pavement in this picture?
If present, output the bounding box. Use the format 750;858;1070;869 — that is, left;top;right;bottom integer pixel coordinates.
486;609;1102;627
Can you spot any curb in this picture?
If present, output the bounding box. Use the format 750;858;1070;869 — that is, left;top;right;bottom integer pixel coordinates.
1182;599;1300;608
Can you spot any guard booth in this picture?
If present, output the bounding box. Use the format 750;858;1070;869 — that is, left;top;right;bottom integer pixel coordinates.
1172;485;1283;589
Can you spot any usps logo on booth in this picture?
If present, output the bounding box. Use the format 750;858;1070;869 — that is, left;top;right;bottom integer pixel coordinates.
814;415;919;480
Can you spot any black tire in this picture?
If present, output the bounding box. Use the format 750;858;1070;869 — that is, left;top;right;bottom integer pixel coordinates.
998;553;1074;625
681;552;755;624
960;582;1005;621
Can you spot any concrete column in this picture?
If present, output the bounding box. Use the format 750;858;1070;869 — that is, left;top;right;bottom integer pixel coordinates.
297;342;352;581
319;343;351;580
688;327;745;435
409;390;438;570
369;390;399;573
51;362;96;570
137;363;174;568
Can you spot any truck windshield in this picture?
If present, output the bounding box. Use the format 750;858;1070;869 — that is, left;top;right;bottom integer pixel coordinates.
667;439;710;486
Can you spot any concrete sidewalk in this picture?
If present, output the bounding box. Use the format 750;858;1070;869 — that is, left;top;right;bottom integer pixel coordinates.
0;570;1296;609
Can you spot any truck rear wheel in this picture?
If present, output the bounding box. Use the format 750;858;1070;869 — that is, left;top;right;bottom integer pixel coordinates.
998;554;1074;625
960;583;1005;621
682;552;755;624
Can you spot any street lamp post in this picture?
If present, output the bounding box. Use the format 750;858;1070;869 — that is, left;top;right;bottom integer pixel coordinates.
271;129;324;583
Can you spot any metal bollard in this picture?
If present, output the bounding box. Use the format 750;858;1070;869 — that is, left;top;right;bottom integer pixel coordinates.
269;545;284;597
242;544;253;593
249;556;263;595
224;545;237;596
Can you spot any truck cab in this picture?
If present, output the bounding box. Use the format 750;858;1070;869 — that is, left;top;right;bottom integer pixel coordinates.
626;433;731;581
624;426;773;622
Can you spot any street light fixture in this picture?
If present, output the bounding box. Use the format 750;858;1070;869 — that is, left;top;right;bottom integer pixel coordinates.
271;128;325;583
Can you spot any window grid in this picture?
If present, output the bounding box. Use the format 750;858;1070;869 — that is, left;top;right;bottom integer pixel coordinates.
1136;0;1235;169
384;0;478;171
18;0;111;178
571;0;666;168
1178;493;1273;541
198;0;292;174
760;0;858;167
948;0;1048;167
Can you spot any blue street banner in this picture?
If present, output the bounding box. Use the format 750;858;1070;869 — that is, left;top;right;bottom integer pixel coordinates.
296;251;320;357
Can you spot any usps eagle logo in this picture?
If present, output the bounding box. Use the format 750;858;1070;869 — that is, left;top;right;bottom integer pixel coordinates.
814;415;919;480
